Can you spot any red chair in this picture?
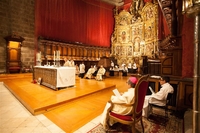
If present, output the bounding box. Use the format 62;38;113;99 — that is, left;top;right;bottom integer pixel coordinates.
108;74;149;133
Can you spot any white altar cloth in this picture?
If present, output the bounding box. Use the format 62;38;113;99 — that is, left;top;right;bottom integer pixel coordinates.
34;66;76;90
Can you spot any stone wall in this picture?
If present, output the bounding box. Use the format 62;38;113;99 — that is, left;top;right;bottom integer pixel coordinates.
0;0;35;73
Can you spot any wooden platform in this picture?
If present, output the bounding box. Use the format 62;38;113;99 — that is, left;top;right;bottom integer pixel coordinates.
0;73;131;132
1;73;116;115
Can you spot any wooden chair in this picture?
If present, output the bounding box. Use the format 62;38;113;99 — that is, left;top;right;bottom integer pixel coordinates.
149;92;174;119
108;74;149;133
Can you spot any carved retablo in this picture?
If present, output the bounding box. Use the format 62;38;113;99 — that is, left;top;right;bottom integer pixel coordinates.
111;2;159;67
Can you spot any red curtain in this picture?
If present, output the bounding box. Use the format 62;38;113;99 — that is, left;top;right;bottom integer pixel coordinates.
181;15;194;78
35;0;115;47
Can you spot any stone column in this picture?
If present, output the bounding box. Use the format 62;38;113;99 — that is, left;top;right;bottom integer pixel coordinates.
193;14;200;133
185;3;200;133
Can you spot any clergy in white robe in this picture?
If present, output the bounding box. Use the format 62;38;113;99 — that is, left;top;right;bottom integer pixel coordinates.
69;60;75;67
85;65;95;79
100;77;138;129
143;76;174;117
95;65;106;81
79;62;85;78
122;65;128;76
63;58;70;67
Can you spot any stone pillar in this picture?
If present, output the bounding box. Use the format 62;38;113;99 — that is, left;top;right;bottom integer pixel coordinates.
185;3;200;133
193;14;200;133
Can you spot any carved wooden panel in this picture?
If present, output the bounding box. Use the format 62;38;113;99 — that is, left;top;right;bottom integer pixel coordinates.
161;57;173;75
38;38;110;68
160;49;182;76
57;46;62;55
184;84;193;108
148;60;161;75
71;48;75;56
63;47;67;56
162;57;172;65
4;34;24;73
46;45;51;55
52;45;57;53
162;67;172;75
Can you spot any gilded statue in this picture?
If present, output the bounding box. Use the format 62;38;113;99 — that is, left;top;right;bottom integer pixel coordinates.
130;0;144;16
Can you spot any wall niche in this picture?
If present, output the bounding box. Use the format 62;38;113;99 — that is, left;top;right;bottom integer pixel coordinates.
4;33;25;73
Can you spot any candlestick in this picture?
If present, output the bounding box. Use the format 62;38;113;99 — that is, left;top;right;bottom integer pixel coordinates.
58;50;60;60
39;51;41;61
54;51;55;61
57;50;58;60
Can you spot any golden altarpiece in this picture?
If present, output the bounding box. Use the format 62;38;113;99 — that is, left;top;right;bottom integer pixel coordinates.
111;2;159;70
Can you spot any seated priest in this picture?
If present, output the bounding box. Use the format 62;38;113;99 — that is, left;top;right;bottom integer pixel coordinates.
143;76;174;117
63;58;70;67
95;65;106;81
69;60;75;67
111;61;114;67
109;66;114;76
128;62;132;73
85;65;95;79
100;77;138;129
132;62;138;73
114;65;119;71
122;64;128;76
92;64;98;77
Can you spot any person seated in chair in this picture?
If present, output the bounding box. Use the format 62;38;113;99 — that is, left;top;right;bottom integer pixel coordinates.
109;66;114;76
63;58;70;67
128;62;132;73
95;65;106;81
122;64;128;76
143;76;174;117
92;64;98;77
84;65;95;79
132;62;138;73
100;77;138;129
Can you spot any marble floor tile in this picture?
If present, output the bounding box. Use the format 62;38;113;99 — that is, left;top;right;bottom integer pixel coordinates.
0;82;99;133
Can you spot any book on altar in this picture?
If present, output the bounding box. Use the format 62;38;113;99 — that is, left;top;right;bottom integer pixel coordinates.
113;88;121;97
149;86;155;94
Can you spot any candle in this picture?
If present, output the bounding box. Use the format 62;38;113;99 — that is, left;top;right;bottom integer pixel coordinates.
58;50;59;60
39;51;41;60
37;52;40;61
58;51;60;60
54;51;55;61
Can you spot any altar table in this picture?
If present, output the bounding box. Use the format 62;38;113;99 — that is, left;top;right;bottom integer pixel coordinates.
33;66;76;90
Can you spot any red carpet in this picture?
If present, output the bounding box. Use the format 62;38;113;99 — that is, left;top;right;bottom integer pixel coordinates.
87;115;183;133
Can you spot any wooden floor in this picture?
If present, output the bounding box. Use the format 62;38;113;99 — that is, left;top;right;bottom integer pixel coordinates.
0;73;132;133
